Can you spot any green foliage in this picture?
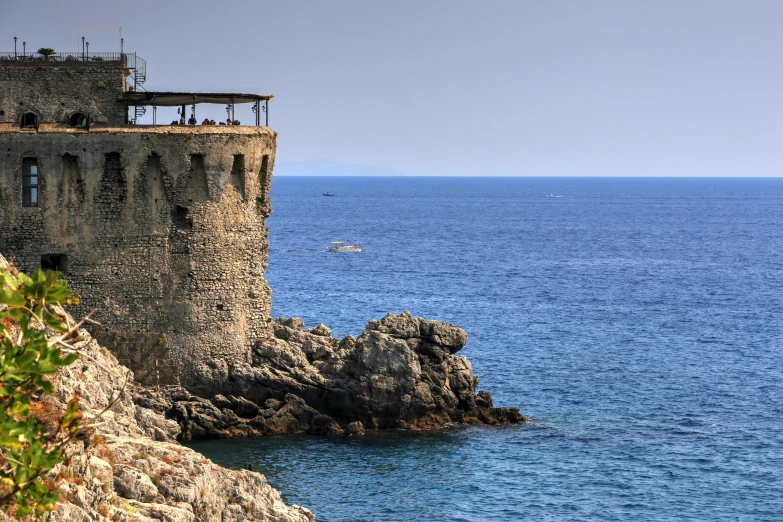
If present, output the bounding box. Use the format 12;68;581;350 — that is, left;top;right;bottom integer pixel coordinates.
0;267;82;518
37;48;55;58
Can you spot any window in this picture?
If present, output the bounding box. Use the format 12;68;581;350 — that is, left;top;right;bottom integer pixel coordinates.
41;254;67;273
68;112;89;128
21;112;38;128
22;159;39;207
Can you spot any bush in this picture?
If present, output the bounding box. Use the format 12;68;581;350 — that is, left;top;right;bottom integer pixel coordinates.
0;267;82;517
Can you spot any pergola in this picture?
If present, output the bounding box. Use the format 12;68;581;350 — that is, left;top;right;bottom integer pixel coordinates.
121;91;273;126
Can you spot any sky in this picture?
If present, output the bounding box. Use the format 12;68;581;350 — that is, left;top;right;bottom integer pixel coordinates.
1;0;782;176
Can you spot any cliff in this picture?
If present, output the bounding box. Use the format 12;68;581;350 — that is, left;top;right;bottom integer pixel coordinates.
0;254;313;522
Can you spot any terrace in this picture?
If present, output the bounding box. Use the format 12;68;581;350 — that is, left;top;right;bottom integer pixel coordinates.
121;91;272;127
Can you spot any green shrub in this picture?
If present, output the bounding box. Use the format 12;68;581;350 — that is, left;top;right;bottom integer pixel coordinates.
0;267;82;517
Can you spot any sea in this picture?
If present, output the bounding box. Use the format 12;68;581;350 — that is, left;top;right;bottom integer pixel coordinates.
188;176;783;521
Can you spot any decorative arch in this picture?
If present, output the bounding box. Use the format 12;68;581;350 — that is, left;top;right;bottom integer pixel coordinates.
20;111;39;129
68;112;89;129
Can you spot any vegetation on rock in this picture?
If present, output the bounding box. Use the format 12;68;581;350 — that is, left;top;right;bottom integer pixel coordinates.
0;266;81;518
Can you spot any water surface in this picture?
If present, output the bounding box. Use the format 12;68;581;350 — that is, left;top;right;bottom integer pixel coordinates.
190;177;783;521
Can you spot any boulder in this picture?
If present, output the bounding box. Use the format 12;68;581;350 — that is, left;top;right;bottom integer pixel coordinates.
114;464;159;502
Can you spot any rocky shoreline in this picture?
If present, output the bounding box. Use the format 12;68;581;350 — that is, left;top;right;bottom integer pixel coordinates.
1;254;525;521
135;312;526;441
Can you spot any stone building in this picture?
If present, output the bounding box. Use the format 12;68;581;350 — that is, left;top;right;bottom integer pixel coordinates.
0;50;276;388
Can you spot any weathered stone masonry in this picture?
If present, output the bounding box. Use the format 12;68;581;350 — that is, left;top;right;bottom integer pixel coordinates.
0;59;276;389
0;60;126;125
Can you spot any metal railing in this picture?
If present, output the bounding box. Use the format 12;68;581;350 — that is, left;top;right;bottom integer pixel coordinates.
124;53;146;82
0;51;147;89
0;51;126;62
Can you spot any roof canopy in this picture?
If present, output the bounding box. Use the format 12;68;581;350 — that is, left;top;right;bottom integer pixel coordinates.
122;91;273;106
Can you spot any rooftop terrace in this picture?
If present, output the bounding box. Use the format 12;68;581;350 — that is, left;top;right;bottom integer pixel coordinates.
0;51;273;127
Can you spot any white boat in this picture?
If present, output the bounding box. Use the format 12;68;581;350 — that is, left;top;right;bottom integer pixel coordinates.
327;241;362;253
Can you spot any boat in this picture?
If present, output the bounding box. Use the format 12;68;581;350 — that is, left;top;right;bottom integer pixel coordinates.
327;241;362;253
323;193;336;197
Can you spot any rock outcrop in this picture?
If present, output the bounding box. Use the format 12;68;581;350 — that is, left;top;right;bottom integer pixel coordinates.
141;312;526;440
0;255;313;522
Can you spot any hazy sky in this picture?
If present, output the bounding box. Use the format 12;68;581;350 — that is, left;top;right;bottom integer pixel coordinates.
2;0;782;176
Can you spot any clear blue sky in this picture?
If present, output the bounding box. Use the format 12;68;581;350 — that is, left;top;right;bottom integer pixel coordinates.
2;0;782;176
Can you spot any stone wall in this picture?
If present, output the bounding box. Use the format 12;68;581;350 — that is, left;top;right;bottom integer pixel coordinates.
92;331;179;386
0;61;127;125
0;125;276;390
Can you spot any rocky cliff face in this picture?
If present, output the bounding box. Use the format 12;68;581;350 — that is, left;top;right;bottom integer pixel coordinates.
136;312;526;440
0;255;313;522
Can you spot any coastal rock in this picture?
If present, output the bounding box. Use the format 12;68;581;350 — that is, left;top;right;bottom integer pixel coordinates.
155;311;527;439
0;254;314;522
345;421;365;436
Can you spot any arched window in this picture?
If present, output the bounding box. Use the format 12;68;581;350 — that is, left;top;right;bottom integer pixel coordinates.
68;112;89;129
22;158;39;207
21;112;39;129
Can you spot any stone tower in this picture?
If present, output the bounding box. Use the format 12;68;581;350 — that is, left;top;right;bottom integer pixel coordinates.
0;50;276;392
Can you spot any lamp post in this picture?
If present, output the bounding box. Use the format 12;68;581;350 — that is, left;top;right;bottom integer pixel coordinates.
13;37;17;59
82;36;85;60
22;41;26;57
86;41;89;59
120;38;124;55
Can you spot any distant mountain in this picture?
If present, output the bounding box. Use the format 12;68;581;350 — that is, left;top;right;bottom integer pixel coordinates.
274;160;408;177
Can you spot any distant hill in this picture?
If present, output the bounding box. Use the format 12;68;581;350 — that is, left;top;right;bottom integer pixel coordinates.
274;160;408;177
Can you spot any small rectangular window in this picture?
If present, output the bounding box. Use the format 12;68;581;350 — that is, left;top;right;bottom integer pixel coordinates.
41;254;67;273
22;159;39;207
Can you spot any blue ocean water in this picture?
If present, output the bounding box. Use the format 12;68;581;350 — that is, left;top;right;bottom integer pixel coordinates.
189;177;783;521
